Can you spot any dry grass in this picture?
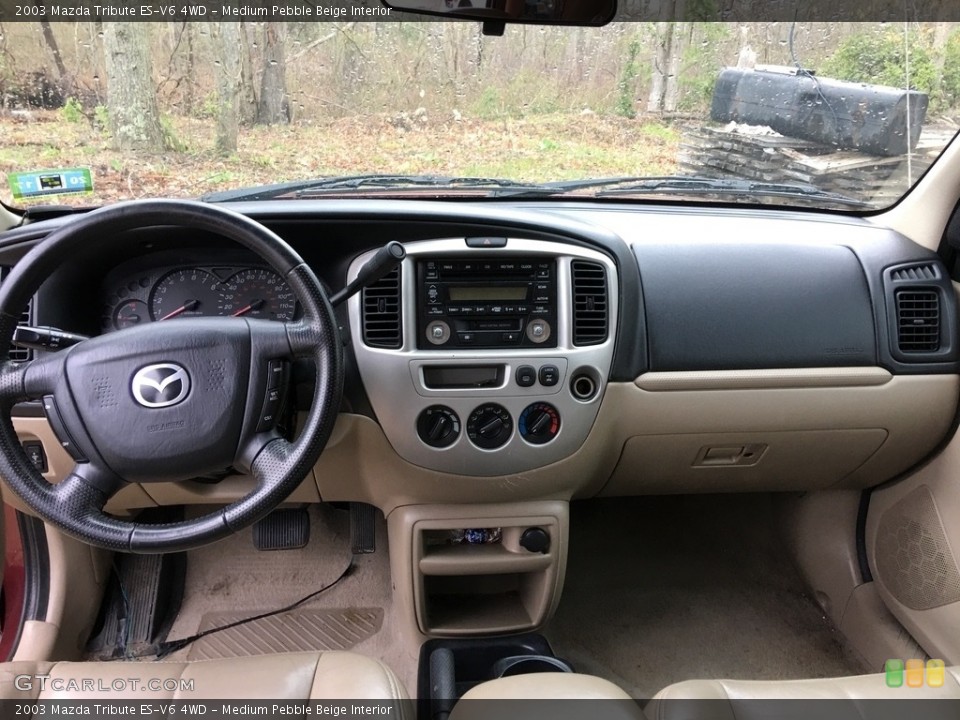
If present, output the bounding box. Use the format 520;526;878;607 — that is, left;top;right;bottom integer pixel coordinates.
1;110;680;205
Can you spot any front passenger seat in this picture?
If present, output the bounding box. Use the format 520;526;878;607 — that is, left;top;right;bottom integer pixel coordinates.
0;651;408;704
648;666;960;720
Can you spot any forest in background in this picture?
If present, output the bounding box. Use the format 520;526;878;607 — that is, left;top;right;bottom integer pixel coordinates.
1;21;959;201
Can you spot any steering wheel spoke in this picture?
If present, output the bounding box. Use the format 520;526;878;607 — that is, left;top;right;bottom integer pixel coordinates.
0;352;63;405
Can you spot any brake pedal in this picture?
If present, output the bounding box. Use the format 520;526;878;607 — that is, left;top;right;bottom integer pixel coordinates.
253;508;310;551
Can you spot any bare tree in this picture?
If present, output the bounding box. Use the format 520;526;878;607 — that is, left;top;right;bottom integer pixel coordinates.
103;23;172;151
212;21;243;155
257;23;290;125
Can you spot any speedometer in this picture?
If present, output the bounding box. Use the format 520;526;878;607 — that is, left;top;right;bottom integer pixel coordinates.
218;268;296;320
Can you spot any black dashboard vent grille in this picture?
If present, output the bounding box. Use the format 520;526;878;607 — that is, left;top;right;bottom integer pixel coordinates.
571;260;608;346
891;264;939;282
0;268;33;362
362;266;402;348
896;289;940;353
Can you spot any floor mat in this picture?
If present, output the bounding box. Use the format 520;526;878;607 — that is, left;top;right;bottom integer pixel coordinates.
545;495;869;699
188;607;384;660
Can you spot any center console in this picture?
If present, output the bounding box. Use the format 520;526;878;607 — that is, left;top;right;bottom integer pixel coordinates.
348;237;618;477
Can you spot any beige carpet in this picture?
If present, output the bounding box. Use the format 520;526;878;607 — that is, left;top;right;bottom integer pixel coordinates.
545;494;869;699
164;504;419;693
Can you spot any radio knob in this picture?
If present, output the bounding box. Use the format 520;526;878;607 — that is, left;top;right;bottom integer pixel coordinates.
426;320;451;345
526;319;551;344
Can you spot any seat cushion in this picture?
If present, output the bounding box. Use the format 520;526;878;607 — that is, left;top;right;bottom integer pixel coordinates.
451;673;644;720
0;651;407;701
647;667;960;720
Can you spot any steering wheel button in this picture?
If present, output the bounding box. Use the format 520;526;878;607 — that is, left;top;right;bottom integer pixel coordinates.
266;360;286;390
42;395;87;462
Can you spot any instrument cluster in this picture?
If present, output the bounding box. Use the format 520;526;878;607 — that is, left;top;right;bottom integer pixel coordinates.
101;264;297;333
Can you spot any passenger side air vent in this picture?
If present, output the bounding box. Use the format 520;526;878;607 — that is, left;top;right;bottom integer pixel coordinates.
571;260;608;346
362;266;402;348
0;268;33;362
890;264;939;282
895;289;940;353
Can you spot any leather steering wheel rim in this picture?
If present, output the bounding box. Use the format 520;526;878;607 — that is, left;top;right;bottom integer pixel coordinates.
0;199;343;553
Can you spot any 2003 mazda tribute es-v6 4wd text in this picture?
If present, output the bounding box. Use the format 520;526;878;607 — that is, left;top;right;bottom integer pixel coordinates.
0;2;960;718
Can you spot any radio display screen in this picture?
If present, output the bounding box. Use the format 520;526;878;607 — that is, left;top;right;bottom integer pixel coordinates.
447;285;528;301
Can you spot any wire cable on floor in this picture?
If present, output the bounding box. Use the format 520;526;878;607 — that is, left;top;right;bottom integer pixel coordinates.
126;558;355;660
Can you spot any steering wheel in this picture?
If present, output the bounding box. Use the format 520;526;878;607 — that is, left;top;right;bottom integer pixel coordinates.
0;200;343;553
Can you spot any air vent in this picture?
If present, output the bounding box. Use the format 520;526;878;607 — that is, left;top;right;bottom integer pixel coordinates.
891;264;939;282
0;268;33;362
362;266;402;348
896;289;940;353
571;260;608;346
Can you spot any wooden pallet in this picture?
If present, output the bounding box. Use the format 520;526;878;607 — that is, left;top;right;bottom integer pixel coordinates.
678;123;951;204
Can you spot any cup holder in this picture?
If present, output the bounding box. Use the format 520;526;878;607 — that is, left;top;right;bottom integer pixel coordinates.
491;654;574;678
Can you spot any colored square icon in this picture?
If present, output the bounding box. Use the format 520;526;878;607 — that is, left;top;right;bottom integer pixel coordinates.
927;659;946;688
906;658;925;687
885;658;904;687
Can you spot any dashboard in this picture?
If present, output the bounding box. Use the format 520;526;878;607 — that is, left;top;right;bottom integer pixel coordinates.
0;199;958;511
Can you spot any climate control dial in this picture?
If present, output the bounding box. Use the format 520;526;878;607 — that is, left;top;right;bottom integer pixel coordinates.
417;406;461;448
466;404;513;450
518;402;561;445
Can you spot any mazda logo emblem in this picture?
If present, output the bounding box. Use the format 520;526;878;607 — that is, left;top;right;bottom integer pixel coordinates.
131;364;191;409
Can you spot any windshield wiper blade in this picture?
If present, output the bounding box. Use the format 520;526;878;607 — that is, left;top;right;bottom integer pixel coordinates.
536;174;871;208
200;174;554;202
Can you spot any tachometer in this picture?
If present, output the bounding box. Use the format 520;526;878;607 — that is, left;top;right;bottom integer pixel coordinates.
218;268;296;321
150;269;223;321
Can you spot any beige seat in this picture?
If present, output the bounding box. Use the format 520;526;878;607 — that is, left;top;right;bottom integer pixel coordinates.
648;667;960;720
451;673;644;720
0;651;408;702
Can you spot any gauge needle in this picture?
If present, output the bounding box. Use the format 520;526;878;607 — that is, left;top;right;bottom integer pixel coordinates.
232;299;265;317
159;299;199;321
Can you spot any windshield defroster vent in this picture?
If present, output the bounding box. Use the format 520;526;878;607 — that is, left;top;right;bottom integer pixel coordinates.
890;264;939;282
571;260;608;346
362;266;402;348
895;289;940;353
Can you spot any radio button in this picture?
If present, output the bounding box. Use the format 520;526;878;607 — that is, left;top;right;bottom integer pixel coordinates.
536;267;551;279
446;306;461;315
427;285;440;303
516;365;537;387
427;306;444;316
517;304;530;313
426;320;451;345
459;332;476;344
526;319;552;344
425;262;439;280
501;332;520;343
489;305;504;314
532;305;550;315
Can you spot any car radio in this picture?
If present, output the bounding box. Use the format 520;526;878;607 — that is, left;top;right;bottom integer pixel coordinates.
416;257;557;349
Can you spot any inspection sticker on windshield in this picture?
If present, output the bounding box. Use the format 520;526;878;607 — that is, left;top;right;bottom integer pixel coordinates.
8;168;93;200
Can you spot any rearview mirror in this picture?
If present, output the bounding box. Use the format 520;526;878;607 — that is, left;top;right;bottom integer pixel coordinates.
380;0;617;26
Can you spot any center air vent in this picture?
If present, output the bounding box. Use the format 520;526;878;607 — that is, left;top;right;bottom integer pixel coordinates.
571;260;608;346
362;266;402;348
895;289;940;353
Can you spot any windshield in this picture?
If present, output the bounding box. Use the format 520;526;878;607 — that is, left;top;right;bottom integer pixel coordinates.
1;18;956;211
